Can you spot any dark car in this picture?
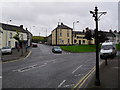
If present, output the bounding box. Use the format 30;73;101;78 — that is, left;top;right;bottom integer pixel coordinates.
32;43;38;47
52;46;62;53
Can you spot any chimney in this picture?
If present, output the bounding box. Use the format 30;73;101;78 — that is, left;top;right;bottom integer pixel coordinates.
61;22;63;25
20;25;23;28
26;28;28;30
83;29;85;33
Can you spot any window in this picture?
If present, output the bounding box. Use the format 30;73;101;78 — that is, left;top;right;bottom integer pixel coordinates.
60;33;62;36
21;34;23;40
10;33;12;39
82;40;85;44
60;30;62;36
8;41;11;47
67;33;69;37
68;39;70;44
74;39;77;43
67;30;69;37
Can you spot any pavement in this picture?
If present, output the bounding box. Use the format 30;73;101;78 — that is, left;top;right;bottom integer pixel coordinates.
1;47;31;62
85;52;120;89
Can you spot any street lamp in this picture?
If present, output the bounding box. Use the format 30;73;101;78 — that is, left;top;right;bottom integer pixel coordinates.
6;20;12;46
72;21;79;45
90;6;106;86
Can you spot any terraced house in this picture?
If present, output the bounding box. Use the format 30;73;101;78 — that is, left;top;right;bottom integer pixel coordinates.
51;23;95;46
73;31;95;45
0;23;32;49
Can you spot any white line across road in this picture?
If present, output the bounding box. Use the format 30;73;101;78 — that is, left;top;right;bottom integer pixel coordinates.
72;65;82;74
58;80;66;88
0;76;2;79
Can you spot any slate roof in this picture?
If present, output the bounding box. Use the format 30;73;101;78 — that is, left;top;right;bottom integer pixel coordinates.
73;31;85;35
103;31;116;37
0;23;29;33
54;23;72;30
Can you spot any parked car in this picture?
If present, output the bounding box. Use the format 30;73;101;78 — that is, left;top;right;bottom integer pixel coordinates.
32;43;38;47
1;46;12;54
52;46;62;53
100;42;117;59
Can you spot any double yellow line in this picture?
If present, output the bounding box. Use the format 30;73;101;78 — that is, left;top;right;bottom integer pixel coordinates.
72;61;104;90
72;66;95;90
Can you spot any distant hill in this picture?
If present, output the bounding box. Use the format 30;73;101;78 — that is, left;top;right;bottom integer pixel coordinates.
32;36;47;43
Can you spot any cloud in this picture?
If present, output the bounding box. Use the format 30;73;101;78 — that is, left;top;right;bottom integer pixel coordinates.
1;2;118;36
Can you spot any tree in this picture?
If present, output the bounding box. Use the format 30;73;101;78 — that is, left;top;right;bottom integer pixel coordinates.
13;30;24;56
93;31;108;43
84;28;93;45
13;30;20;42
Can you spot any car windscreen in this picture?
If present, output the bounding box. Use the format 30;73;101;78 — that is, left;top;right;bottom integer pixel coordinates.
102;45;113;50
54;46;61;49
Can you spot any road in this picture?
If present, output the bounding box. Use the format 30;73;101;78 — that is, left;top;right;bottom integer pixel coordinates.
3;44;96;88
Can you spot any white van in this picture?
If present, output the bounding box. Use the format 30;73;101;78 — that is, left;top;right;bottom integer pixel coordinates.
100;42;117;59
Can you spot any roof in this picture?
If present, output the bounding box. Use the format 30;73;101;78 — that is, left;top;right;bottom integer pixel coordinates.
73;31;85;35
103;31;116;37
54;23;72;30
0;23;29;33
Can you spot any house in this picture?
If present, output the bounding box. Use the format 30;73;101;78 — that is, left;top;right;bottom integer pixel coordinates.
50;23;95;46
73;31;95;45
52;23;72;45
103;31;116;42
113;31;120;44
47;34;52;45
50;23;118;46
0;25;3;49
0;23;32;48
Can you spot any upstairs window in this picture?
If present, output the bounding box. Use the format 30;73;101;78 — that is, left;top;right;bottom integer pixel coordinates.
67;33;69;37
60;33;62;36
10;33;12;39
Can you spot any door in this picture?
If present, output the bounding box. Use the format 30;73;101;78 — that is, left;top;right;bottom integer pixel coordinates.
79;40;81;45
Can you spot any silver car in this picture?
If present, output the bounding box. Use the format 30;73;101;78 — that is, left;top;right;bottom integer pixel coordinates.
52;46;62;53
1;46;12;54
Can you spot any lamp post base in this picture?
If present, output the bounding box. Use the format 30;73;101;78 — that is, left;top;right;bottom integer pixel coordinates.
95;79;100;86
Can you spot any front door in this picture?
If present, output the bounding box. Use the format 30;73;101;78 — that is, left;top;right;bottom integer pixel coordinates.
79;40;81;45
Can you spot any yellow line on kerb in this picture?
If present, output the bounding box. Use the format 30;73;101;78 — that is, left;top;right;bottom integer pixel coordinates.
72;66;95;90
77;67;95;89
2;50;32;64
72;61;104;90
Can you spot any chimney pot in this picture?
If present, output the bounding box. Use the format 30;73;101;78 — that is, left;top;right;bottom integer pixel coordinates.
20;25;23;28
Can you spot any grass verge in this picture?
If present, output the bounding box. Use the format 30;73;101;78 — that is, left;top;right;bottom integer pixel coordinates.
60;44;120;52
60;45;96;52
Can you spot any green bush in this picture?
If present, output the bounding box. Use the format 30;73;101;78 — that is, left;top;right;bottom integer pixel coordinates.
116;44;120;51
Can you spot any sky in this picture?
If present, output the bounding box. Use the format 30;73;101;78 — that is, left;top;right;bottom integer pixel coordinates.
0;0;119;36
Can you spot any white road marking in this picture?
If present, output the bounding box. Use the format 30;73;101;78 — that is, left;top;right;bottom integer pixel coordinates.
72;65;82;74
63;84;75;88
74;74;84;77
58;80;66;88
0;76;2;79
13;60;56;72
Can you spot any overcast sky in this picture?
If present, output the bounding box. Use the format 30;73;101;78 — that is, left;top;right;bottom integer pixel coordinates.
0;1;119;36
